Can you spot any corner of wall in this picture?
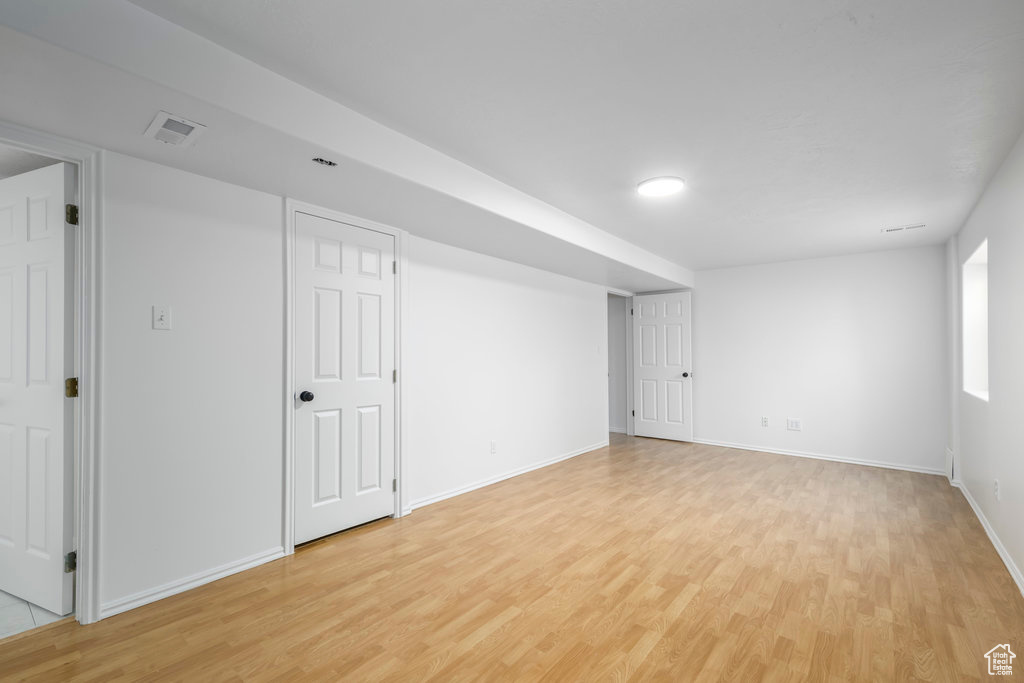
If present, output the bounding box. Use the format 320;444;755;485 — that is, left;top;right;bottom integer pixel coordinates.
953;482;1024;598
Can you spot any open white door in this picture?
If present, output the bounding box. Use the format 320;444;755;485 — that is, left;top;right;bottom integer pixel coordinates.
293;211;396;545
632;291;693;442
0;162;75;615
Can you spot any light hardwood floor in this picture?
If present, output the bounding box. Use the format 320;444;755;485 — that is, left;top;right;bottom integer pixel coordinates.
2;434;1023;681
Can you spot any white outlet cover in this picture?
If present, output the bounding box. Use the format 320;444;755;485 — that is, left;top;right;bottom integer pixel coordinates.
152;305;172;330
786;418;802;431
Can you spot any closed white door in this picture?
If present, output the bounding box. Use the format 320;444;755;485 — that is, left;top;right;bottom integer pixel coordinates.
294;211;396;544
0;162;75;615
633;291;693;441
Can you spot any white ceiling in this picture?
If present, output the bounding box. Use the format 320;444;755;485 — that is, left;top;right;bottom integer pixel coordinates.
130;0;1024;269
0;145;56;179
0;15;689;292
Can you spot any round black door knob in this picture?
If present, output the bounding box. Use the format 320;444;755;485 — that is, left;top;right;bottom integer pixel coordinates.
299;391;315;402
682;372;690;378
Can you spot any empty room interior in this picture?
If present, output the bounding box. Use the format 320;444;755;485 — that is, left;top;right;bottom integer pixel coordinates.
1;1;1024;680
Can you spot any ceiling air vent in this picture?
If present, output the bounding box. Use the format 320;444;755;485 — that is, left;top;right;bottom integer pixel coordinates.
881;223;926;234
144;111;206;148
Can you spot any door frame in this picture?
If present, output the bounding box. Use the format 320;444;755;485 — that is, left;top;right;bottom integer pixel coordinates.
282;199;407;555
606;288;634;436
0;120;101;624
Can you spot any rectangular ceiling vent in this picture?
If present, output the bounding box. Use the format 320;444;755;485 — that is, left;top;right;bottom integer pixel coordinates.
144;111;206;148
881;223;926;234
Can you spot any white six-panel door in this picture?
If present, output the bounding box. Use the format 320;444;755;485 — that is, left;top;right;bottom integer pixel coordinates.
0;163;75;615
632;291;693;442
294;211;396;545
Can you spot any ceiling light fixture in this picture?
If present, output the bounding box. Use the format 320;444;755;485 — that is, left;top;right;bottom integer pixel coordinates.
637;176;685;197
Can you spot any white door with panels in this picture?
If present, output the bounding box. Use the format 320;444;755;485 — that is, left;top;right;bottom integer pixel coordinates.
294;211;396;545
632;291;693;441
0;163;76;615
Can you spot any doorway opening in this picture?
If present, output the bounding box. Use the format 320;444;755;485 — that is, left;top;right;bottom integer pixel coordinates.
0;142;77;639
607;293;631;436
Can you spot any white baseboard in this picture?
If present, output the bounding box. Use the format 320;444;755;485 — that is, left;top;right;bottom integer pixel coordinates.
609;427;627;434
99;546;285;619
409;440;609;511
691;438;946;476
954;482;1024;598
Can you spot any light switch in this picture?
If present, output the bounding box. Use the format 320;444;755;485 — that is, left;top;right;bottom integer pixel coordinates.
152;305;172;330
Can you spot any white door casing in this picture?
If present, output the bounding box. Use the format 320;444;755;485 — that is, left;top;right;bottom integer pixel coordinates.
0;162;75;615
632;291;693;442
293;211;396;544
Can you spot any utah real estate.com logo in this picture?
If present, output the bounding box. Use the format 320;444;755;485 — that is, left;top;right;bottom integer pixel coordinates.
985;644;1015;676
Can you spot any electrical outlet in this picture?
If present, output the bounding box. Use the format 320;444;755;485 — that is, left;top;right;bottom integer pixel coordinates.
490;440;497;454
786;418;802;432
994;479;1000;501
761;416;769;428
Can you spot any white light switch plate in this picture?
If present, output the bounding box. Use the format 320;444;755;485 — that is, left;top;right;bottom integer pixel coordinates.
152;305;172;330
786;418;802;431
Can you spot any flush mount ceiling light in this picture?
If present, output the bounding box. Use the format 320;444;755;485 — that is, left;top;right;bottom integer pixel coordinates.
637;176;685;197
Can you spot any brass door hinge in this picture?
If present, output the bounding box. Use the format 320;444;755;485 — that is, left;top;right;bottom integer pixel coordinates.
65;377;79;398
65;204;79;226
65;551;77;573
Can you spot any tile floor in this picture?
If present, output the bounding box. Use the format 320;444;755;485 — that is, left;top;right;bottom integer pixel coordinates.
0;591;66;640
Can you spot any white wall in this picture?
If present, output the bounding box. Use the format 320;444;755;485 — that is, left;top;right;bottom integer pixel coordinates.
953;129;1024;592
99;153;285;613
693;247;947;473
945;238;960;480
405;236;609;508
96;157;613;614
607;295;628;432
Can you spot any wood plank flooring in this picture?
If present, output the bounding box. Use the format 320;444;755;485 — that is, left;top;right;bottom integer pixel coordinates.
2;434;1022;681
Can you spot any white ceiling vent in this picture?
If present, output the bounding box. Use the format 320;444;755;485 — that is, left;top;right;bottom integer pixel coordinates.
144;111;206;147
881;223;926;234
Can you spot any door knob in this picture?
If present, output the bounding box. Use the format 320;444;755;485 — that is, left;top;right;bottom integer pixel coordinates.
682;372;690;378
298;391;315;402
